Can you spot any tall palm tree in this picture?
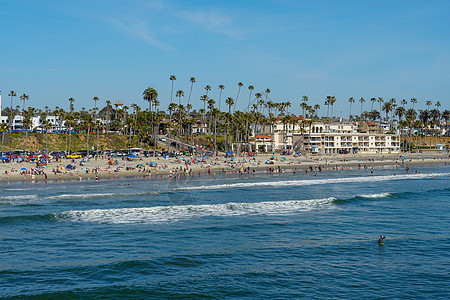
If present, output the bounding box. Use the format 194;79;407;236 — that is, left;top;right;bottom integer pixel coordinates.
143;87;159;144
330;96;336;117
348;97;355;119
410;98;417;110
92;96;99;120
8;90;16;131
68;97;75;113
264;89;271;115
405;108;416;151
359;97;365;122
325;96;331;118
247;85;254;112
176;90;184;105
442;110;450;140
207;98;215;134
218;84;225;111
382;101;393;132
426;100;432;111
200;94;208;121
419;110;430;148
170;75;176;105
212;108;220;154
23;110;34;153
0;123;8;154
401;99;407;108
225;97;235;150
204;85;211;98
20;93;29;116
370;97;377;111
187;77;196;107
430;109;441;147
234;82;243;112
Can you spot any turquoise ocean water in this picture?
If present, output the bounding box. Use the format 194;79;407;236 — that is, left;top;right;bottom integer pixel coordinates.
1;164;449;299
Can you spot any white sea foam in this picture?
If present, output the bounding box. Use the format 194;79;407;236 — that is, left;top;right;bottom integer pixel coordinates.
358;192;393;198
46;193;117;200
0;194;40;205
58;197;336;224
179;172;450;191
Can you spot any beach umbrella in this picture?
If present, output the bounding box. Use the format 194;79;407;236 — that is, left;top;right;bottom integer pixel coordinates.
127;154;138;158
150;162;157;166
225;151;233;154
21;168;27;171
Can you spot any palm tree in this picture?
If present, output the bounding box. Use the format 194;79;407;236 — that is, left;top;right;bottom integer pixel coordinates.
225;97;235;150
426;100;432;111
419;110;430;148
264;89;271;115
359;97;365;122
430;109;441;147
325;96;331;118
348;97;355;120
247;85;254;112
442;110;450;141
405;108;416;151
20;93;29;115
143;87;159;143
401;99;407;108
410;98;417;110
200;95;208;121
92;96;99;119
205;85;211;98
0;123;8;154
370;97;377;111
234;82;243;112
395;106;406;123
84;114;94;157
212;108;220;153
68;97;75;113
170;75;176;105
330;96;336;117
176;90;184;105
187;77;195;107
8;90;17;131
207;98;215;134
218;84;225;111
382;101;393;132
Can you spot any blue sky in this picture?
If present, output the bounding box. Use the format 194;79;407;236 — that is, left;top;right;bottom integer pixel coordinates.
1;0;449;116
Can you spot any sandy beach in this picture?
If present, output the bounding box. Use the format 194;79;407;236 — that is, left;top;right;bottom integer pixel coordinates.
1;151;449;184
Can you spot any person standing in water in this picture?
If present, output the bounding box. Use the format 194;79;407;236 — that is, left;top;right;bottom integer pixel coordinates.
378;235;386;244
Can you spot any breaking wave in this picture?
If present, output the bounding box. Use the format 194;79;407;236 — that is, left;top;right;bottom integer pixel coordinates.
56;197;337;224
179;172;450;191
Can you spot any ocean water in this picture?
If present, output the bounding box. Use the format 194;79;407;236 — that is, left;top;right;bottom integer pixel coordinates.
1;164;449;299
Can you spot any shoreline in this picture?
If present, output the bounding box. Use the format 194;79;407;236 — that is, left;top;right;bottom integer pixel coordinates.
0;152;449;184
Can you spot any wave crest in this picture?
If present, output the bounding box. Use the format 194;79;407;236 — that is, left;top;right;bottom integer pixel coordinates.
56;197;336;224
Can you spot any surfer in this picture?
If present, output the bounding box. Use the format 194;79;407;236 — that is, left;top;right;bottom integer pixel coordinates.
378;235;385;244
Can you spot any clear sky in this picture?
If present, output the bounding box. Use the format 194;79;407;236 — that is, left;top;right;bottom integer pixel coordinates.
1;0;449;116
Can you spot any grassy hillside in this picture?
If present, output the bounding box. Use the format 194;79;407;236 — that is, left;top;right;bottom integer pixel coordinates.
0;132;151;152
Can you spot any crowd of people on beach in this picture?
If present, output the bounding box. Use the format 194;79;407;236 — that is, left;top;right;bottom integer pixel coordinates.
0;152;448;184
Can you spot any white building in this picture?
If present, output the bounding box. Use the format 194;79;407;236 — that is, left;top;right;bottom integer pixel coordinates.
293;132;400;154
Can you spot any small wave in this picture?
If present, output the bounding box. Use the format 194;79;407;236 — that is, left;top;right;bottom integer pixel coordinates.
46;193;117;200
0;195;40;205
56;197;336;224
358;192;393;199
179;172;450;191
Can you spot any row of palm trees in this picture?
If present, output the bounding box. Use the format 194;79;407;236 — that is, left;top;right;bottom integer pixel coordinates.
2;85;449;154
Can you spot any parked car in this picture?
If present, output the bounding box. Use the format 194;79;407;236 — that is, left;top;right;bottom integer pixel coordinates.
67;153;82;159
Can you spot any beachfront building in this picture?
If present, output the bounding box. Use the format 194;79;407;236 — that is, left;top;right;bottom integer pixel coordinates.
254;117;359;152
292;132;400;154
